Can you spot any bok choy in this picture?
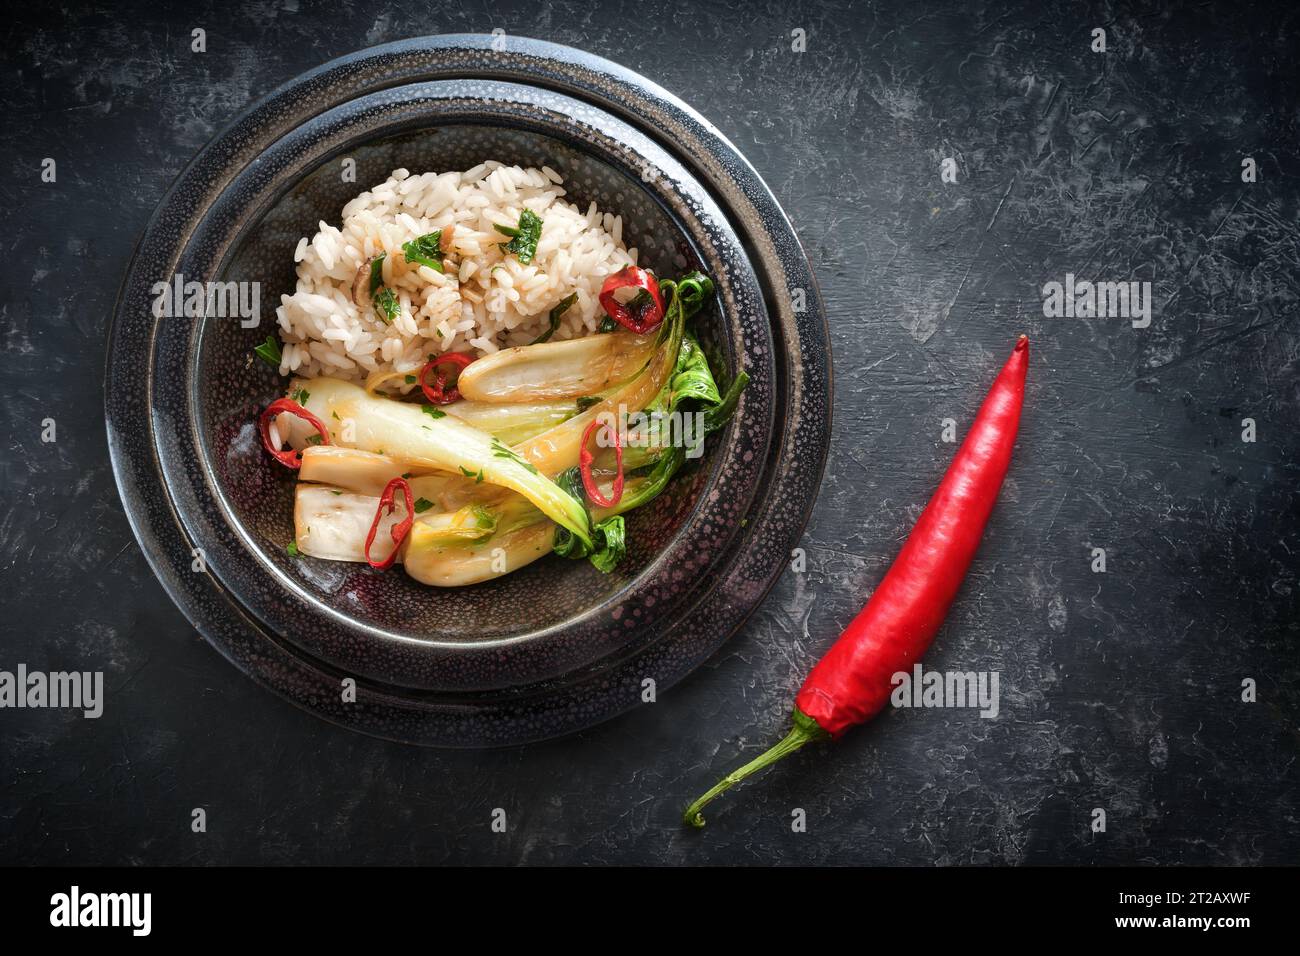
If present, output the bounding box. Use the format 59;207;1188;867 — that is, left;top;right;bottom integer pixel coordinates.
457;327;658;404
261;267;747;586
285;377;594;550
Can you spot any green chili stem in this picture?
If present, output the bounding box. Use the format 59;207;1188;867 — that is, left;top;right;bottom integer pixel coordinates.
682;708;829;828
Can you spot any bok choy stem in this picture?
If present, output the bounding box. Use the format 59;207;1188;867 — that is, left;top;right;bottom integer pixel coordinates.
289;377;594;549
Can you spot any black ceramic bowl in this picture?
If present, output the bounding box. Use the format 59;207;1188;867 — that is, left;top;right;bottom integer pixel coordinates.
106;36;831;746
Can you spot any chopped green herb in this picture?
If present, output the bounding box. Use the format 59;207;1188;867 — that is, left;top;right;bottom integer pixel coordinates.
290;386;310;405
498;209;543;265
401;472;413;479
597;316;617;334
331;411;340;420
413;497;435;514
305;434;324;446
369;253;387;295
373;287;400;324
404;374;417;384
492;222;521;238
286;540;300;557
401;231;445;273
459;466;485;483
330;490;342;496
576;395;602;412
490;437;539;474
421;405;447;420
254;334;282;368
530;292;577;345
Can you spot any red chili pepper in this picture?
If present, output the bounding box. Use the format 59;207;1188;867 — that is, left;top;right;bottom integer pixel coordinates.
364;477;415;570
683;336;1029;827
598;266;665;334
258;398;331;470
579;415;625;508
419;352;473;404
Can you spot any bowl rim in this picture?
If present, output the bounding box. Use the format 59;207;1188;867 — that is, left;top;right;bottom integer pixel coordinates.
178;79;774;690
105;34;833;746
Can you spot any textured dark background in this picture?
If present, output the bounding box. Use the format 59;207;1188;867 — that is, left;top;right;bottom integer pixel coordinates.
3;0;1298;865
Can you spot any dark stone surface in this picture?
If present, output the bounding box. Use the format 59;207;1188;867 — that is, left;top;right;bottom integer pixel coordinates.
2;0;1297;864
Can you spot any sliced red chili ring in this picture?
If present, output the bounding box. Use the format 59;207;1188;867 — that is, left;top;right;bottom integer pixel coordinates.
258;398;331;470
598;266;665;334
419;352;474;405
364;476;415;570
579;415;625;508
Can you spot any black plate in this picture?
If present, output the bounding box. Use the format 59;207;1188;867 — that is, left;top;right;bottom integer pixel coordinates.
105;35;831;746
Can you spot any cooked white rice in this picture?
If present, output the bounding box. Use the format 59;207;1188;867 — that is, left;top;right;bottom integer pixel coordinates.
274;163;638;384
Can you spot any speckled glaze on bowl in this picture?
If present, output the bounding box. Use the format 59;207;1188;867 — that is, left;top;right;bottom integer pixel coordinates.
106;35;831;746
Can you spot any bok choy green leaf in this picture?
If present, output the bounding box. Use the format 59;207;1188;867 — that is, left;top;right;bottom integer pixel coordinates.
552;467;627;572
